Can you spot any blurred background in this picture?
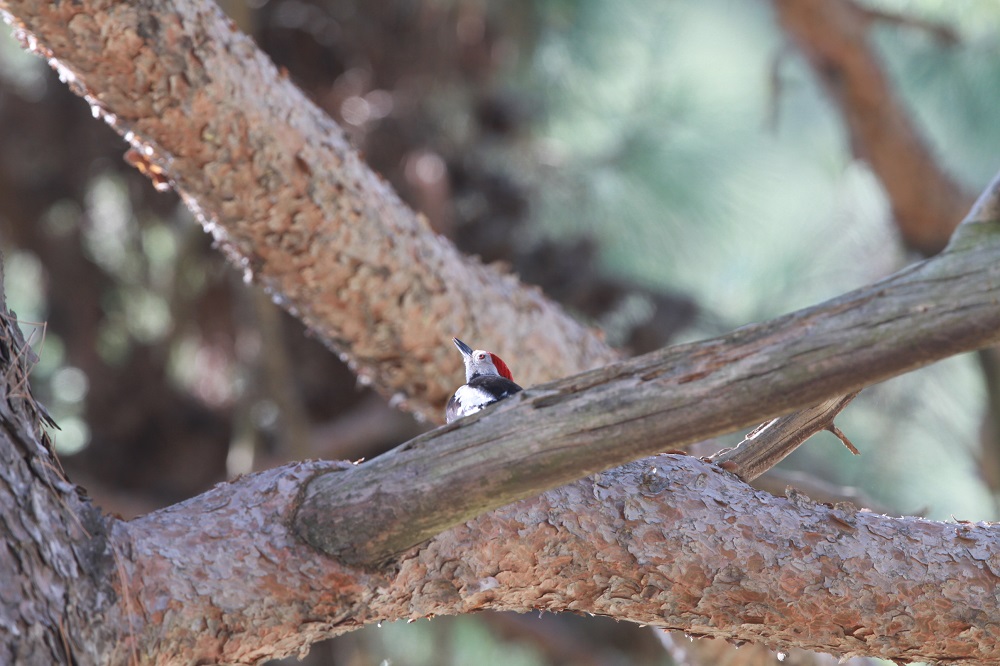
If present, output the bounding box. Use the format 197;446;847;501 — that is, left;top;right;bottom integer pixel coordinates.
1;0;999;663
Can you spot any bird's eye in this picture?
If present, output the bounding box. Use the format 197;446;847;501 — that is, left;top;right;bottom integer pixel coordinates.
477;353;486;360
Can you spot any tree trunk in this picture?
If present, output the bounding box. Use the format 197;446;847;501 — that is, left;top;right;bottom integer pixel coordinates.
0;290;119;664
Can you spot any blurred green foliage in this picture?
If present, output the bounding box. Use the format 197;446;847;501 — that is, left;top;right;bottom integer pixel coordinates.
368;618;547;666
513;0;1000;519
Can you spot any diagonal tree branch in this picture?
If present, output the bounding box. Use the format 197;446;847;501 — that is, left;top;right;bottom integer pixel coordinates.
772;0;973;256
0;0;618;424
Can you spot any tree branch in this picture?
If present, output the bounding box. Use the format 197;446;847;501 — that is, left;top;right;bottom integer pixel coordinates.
710;392;859;482
297;169;1000;565
0;0;618;424
772;0;972;256
115;454;1000;664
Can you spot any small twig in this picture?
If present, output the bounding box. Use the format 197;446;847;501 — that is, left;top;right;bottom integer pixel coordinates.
1;313;45;393
710;393;860;482
0;316;59;430
828;423;860;455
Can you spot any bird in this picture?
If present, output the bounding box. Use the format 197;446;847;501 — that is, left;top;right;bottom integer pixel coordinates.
445;337;523;423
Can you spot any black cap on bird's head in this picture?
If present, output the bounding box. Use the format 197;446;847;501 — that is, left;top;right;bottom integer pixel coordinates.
453;337;515;383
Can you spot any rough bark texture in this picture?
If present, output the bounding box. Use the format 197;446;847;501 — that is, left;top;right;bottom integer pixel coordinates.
113;454;1000;664
0;0;617;424
772;0;973;256
0;297;118;664
297;176;1000;564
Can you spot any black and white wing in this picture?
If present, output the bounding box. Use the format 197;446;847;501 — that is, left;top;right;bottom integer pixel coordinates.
445;376;523;423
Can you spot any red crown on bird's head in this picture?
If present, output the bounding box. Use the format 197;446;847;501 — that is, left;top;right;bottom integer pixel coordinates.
489;353;514;382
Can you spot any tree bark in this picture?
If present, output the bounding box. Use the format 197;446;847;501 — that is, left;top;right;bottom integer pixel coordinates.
111;454;1000;664
0;0;617;424
0;294;118;664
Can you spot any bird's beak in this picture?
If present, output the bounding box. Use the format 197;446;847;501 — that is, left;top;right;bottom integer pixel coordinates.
453;337;474;358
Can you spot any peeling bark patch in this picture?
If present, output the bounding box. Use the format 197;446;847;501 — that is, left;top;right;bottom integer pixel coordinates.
638;463;672;496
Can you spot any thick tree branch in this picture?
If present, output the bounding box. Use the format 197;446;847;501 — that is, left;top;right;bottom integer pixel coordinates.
0;0;618;424
297;171;1000;565
114;454;1000;664
773;0;972;256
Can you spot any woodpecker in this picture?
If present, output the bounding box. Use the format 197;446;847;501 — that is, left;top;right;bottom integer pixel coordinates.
445;337;523;423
